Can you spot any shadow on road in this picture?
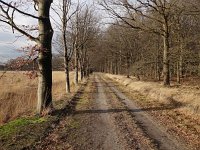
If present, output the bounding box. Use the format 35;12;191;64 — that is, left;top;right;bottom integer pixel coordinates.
51;82;88;117
82;81;185;116
74;103;184;115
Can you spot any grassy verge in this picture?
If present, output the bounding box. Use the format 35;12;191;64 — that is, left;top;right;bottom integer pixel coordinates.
0;78;88;150
0;115;58;150
0;117;47;137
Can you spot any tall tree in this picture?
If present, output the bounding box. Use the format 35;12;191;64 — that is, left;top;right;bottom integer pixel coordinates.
52;0;77;93
0;0;54;114
71;5;99;82
100;0;183;86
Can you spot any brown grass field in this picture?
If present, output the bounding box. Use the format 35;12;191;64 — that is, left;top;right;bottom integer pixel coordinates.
105;74;200;117
0;71;76;124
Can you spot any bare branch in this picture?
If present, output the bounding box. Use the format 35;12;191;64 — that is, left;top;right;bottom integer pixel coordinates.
0;0;40;19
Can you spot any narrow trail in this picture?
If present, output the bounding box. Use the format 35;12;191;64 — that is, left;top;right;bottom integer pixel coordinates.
94;76;154;150
34;74;189;150
91;76;125;150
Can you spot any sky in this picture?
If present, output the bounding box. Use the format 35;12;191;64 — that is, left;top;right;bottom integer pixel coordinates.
0;31;34;62
0;0;105;63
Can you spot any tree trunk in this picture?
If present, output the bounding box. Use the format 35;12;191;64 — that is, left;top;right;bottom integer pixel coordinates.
163;23;170;86
84;69;86;78
119;50;122;74
126;55;130;78
177;41;183;84
177;61;180;84
74;47;79;85
156;36;161;81
37;0;54;114
104;59;106;73
115;58;118;75
155;56;159;80
63;0;70;93
80;65;84;80
65;59;70;93
179;47;183;78
111;61;113;74
87;58;90;77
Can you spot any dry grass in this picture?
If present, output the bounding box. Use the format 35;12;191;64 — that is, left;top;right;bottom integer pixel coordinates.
105;73;200;116
0;71;77;124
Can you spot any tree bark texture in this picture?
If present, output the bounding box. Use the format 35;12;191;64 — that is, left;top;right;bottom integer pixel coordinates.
37;0;54;114
163;23;170;86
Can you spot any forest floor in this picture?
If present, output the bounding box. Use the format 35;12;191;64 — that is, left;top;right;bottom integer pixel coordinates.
0;73;199;150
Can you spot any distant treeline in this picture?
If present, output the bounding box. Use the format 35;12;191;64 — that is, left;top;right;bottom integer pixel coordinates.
0;65;5;70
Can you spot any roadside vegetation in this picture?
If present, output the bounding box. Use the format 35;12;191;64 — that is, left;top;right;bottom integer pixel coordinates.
0;71;78;124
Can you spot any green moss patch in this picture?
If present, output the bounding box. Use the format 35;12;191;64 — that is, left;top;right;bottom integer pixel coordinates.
0;117;47;137
0;116;58;150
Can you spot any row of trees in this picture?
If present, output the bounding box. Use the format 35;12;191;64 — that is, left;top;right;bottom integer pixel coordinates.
53;1;98;93
0;0;98;114
1;0;200;114
94;0;200;86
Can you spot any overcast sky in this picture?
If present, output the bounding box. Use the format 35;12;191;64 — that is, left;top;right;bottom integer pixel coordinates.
0;0;106;63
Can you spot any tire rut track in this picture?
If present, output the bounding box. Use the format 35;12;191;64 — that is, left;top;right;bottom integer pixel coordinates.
100;75;190;150
99;76;156;150
93;76;126;150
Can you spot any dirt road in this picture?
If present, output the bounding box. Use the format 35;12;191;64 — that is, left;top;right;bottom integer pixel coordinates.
36;74;190;150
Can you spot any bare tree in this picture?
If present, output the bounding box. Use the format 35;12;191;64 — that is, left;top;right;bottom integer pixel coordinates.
70;4;99;82
0;0;54;114
52;0;77;93
100;0;184;86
